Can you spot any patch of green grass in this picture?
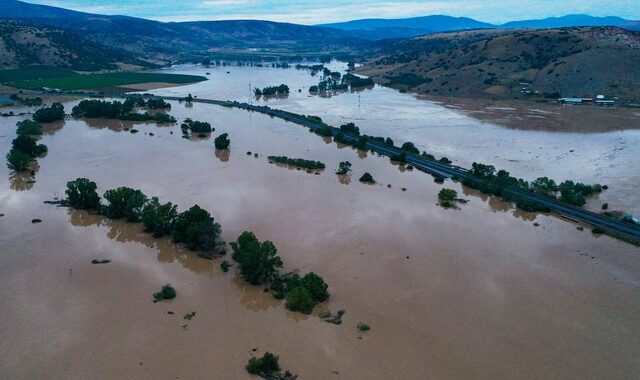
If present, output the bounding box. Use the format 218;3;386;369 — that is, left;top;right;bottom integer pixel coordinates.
0;65;78;83
8;72;207;90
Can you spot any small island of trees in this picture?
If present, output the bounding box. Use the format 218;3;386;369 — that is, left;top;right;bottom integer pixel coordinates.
231;231;329;314
182;118;213;134
6;119;48;172
33;103;65;123
267;156;325;171
72;99;176;123
254;84;289;96
63;178;226;259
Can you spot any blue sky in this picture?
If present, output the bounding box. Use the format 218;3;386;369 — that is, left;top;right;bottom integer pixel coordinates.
29;0;640;24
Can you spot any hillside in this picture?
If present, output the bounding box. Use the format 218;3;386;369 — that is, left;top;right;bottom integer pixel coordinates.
356;27;640;100
322;14;640;40
0;20;157;70
0;0;368;63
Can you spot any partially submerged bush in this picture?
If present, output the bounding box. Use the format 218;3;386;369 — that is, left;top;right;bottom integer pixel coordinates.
102;187;148;221
66;178;101;210
141;197;177;237
336;161;352;175
438;188;458;207
300;272;329;303
359;172;375;183
214;133;230;150
357;322;371;331
153;284;176;301
285;286;314;314
246;352;280;377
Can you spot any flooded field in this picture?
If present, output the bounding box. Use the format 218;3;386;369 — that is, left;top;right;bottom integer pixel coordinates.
1;96;639;379
153;63;640;215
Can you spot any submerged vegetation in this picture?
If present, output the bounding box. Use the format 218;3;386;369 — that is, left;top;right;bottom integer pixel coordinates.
214;133;231;150
267;156;325;170
6;116;49;172
359;172;375;184
254;84;290;96
33;103;65;123
63;178;225;258
72;99;176;123
246;352;296;379
231;232;283;285
153;284;176;301
182;118;213;134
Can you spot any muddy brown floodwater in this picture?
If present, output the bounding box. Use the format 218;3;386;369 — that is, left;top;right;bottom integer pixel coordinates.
1;97;639;379
152;63;640;216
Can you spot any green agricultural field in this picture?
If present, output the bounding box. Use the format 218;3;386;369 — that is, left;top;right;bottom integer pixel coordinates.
7;72;207;90
0;65;78;83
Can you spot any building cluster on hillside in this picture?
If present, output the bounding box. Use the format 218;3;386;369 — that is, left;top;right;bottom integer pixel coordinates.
558;95;615;106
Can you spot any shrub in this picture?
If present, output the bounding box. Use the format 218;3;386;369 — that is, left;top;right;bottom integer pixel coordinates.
141;197;177;237
102;187;148;221
438;188;458;207
246;352;280;377
172;205;222;254
438;188;458;202
153;284;176;301
16;120;43;136
359;172;375;183
220;260;231;273
6;148;32;172
214;133;230;149
285;286;314;314
231;231;283;285
336;161;352;175
33;103;64;123
301;272;329;303
66;178;101;210
357;322;371;331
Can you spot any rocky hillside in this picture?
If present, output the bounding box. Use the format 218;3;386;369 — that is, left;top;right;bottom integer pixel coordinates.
0;20;158;70
356;27;640;100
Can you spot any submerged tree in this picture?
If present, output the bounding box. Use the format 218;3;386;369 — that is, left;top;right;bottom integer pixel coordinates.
141;197;177;237
33;103;65;123
336;161;352;175
231;231;283;285
65;178;101;210
102;187;148;222
5;149;32;172
214;133;230;150
172;205;222;255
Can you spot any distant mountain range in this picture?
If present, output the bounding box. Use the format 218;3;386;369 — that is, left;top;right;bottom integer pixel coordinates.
320;14;640;39
0;0;367;69
1;0;639;71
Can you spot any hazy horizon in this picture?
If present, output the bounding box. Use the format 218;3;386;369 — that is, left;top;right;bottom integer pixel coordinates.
21;0;640;25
